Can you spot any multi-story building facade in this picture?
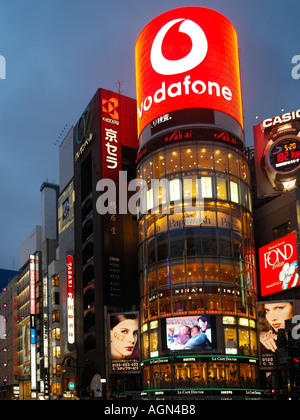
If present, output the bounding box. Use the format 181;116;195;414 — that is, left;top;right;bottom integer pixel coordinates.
135;7;261;399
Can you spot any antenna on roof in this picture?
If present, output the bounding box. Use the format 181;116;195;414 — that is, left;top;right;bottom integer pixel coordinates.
116;77;124;95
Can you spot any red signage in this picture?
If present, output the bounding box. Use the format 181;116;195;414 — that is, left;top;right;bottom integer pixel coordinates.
135;7;243;137
259;232;299;296
66;255;75;345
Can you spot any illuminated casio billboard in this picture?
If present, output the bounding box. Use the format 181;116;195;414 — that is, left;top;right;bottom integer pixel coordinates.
135;7;243;144
253;109;300;197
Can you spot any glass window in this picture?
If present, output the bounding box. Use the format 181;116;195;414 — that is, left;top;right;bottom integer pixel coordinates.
250;329;258;356
148;268;156;293
147;237;156;265
158;289;171;317
181;145;197;170
155;214;168;235
208;362;225;387
149;293;158;318
198;145;214;169
205;286;221;313
219;231;232;258
228;151;240;177
156;233;168;262
231;204;242;232
230;181;239;204
157;264;169;288
170;178;182;201
142;332;150;360
187;287;205;314
220;260;234;283
170;231;185;259
150;330;159;357
202;229;218;256
172;287;187;314
214;147;227;172
191;362;206;384
217;176;228;200
153;151;165;178
222;290;236;314
239;328;250;355
201;176;213;198
186;232;202;257
166;149;180;174
204;261;219;282
225;363;238;386
160;364;172;385
175;363;190;383
170;260;185;284
187;260;203;282
224;327;238;354
143;157;153;183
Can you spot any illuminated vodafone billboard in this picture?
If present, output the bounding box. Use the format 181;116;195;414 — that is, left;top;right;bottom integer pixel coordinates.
135;7;243;143
259;232;299;297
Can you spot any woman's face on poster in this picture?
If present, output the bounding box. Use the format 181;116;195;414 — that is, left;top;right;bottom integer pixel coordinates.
264;302;294;331
110;319;138;359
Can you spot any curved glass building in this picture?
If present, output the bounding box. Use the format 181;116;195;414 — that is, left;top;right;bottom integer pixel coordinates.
137;141;260;399
135;7;261;399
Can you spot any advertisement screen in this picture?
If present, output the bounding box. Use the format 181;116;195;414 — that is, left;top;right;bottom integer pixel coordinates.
259;232;299;297
257;300;296;368
166;315;215;351
108;312;139;373
136;7;243;138
253;109;300;198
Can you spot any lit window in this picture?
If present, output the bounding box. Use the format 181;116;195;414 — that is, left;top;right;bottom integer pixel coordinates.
230;181;239;203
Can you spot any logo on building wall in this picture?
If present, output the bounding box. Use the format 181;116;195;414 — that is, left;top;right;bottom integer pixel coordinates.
102;97;119;121
150;18;208;75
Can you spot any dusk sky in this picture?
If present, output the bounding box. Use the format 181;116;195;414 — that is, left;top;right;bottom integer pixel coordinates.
0;0;300;270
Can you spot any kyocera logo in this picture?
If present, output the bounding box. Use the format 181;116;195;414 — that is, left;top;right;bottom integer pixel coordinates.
102;97;119;120
150;18;208;75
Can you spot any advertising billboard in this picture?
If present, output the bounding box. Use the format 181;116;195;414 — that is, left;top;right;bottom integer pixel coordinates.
258;231;299;297
253;109;300;198
66;255;75;346
166;315;215;351
257;300;296;368
108;312;139;373
136;7;243;142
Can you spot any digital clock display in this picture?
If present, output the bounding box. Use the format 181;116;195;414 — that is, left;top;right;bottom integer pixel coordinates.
269;137;300;173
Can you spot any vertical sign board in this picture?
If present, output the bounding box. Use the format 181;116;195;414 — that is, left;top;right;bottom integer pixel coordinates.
29;255;37;393
259;232;299;297
100;91;123;302
66;255;75;346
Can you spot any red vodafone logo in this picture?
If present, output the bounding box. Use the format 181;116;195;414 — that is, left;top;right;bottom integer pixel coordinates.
135;7;243;137
150;18;208;75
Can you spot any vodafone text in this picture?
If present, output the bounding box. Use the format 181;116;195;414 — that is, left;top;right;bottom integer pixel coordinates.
138;75;232;119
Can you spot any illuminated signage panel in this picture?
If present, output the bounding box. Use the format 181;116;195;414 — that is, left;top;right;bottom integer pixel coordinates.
66;255;75;345
259;232;299;297
253;108;300;197
108;312;139;373
166;315;216;351
136;7;243;138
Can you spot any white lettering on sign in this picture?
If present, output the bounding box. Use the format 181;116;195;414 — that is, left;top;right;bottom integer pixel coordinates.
138;75;232;119
104;128;118;169
264;244;294;268
262;109;300;128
